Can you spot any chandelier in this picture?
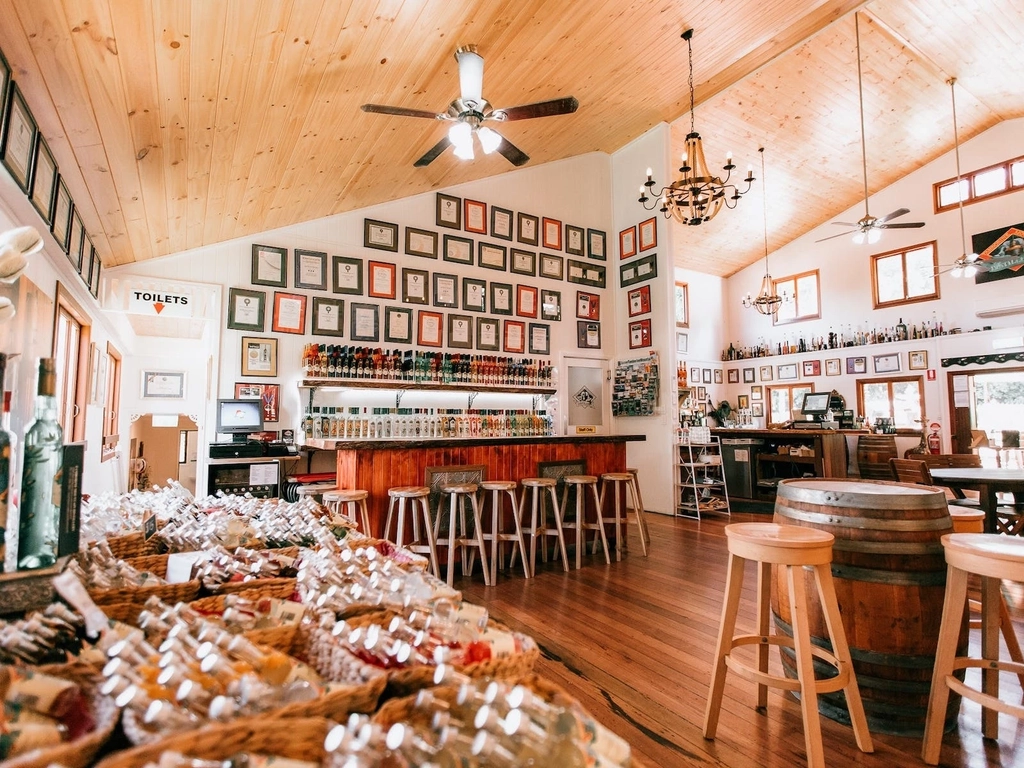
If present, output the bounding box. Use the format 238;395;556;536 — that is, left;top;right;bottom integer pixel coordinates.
742;149;784;316
638;29;754;225
947;77;981;279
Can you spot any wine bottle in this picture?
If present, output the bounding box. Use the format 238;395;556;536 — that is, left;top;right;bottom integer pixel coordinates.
0;354;11;572
17;358;64;571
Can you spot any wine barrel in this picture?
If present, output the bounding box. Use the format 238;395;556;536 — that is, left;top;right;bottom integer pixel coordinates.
771;478;965;737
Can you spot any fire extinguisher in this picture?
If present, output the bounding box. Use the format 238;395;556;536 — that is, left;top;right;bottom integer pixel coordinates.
927;421;942;454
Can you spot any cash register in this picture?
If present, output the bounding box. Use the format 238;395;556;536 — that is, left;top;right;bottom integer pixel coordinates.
792;391;842;429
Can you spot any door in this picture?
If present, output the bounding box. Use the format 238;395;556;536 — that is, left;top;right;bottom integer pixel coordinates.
947;366;1024;462
178;429;199;494
563;356;610;435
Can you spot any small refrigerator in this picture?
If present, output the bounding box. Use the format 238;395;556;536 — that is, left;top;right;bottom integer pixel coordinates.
721;438;764;500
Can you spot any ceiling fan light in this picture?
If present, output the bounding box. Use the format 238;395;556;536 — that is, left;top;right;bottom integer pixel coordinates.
453;140;475;161
963;264;978;278
456;48;484;105
477;126;502;154
867;228;881;245
448;121;472;147
966;252;979;263
852;231;866;245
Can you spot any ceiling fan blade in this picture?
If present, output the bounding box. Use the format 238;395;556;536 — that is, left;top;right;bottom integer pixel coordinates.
878;207;910;224
413;136;452;167
815;230;856;243
878;221;926;229
456;48;484;104
495;97;579;121
361;104;442;120
495;135;530;167
831;222;860;228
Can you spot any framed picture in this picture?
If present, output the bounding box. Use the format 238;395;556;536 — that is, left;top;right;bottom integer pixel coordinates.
0;50;8;119
565;224;584;256
909;350;928;370
364;218;398;252
516;284;538;318
778;363;799;380
738;394;750;409
350;303;380;342
293;249;327;290
402;267;429;305
587;228;606;261
51;177;72;253
141;371;186;399
367;260;397;299
332;255;363;295
436;192;462;229
405;227;438;259
272;291;307;334
751;385;763;401
847;356;867;375
760;365;773;382
539;252;564;280
619;227;637;260
576;291;599;320
227;287;266;331
825;358;841;376
448;314;473;349
68;211;86;272
418;310;444;347
510;248;537;277
619;252;657;287
874;353;901;374
697;386;707;402
675;282;689;327
627;285;651;317
87;244;101;298
252;244;288;287
241;337;278;377
577;321;601;349
30;135;57;224
384;305;412;343
629;319;652;349
728;369;739;384
464;199;487;234
715;369;724;384
743;367;755;383
443;234;474;265
478;242;507;271
752;402;764;417
462;277;486;312
490;282;513;315
311;296;345;337
676;331;688;355
638;217;657;251
517;212;539;246
529;323;550;355
432;272;458;308
1;84;36;192
490;206;513;241
567;259;606;288
702;369;712;384
542;217;562;250
803;360;821;377
541;289;561;321
503;320;526;353
476;317;500;351
237;383;281;422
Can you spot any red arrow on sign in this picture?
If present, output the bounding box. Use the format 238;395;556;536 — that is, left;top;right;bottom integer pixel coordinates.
153;302;165;314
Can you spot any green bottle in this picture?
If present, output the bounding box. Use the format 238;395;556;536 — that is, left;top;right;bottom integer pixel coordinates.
0;353;10;572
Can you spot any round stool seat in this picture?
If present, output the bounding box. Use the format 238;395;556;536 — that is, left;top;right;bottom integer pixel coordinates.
563;474;598;485
942;533;1024;581
389;486;430;498
949;508;985;533
481;480;516;492
725;523;834;566
521;477;556;488
441;482;479;494
324;489;368;503
600;472;633;482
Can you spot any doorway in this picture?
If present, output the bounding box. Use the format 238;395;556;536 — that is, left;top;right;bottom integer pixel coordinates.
948;366;1024;467
128;415;199;491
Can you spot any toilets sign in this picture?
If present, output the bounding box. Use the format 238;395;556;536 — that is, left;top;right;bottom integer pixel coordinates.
128;287;193;318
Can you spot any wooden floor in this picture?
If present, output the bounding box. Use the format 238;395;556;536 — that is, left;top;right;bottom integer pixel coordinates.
457;512;1024;768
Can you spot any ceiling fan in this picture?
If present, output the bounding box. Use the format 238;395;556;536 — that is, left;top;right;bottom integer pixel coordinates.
361;45;578;168
817;14;925;245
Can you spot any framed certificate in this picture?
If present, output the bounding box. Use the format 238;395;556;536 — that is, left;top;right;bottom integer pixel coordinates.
490;282;513;315
539;253;563;280
464;199;487;234
542;217;562;250
873;353;901;374
627;284;651;317
516;285;538;318
777;363;799;381
528;323;550;355
364;218;398;252
384;306;412;343
433;272;458;308
241;337;278;377
51;177;73;254
332;255;363;295
405;227;438;259
628;318;652;349
30;135;57;224
436;192;462;229
503;320;526;354
418;310;444;347
619;226;637;259
443;234;474;265
517;213;539;246
448;314;473;349
476;317;500;351
272;291;307;334
142;371;186;399
565;224;584;256
1;84;36;192
350;303;380;342
577;321;601;349
576;291;599;320
490;206;513;241
252;244;288;287
294;249;327;290
587;228;606;261
541;289;561;321
227;288;266;331
478;242;507;272
639;217;657;251
368;260;397;299
462;278;486;312
402;268;429;305
510;248;536;277
311;297;345;337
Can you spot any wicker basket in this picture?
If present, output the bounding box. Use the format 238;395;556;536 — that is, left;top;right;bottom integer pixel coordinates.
88;554;201;608
102;530;160;560
187;592;301;652
199;545;301;598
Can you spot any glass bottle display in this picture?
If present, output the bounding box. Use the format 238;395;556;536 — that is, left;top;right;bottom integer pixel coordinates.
0;354;10;572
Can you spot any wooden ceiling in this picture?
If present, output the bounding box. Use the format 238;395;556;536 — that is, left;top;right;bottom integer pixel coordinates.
0;0;1020;276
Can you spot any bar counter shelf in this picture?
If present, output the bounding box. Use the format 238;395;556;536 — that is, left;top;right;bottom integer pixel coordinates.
301;378;555;395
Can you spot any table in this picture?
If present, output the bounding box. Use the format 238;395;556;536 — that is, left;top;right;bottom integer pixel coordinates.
928;468;1024;533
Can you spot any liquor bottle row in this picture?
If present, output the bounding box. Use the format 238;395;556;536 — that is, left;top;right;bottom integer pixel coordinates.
302;345;554;388
302;406;553;441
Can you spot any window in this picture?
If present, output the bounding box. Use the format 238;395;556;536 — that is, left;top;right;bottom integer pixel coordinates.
773;270;820;325
52;284;90;442
933;154;1024;213
871;241;939;308
857;376;924;429
674;281;688;327
102;343;121;461
768;384;813;426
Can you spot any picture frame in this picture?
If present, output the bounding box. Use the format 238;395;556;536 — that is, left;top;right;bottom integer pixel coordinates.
448;314;473;349
576;291;600;320
638;217;657;251
847;356;867;375
68;211;86;273
690;367;700;383
51;177;72;253
528;323;550;355
510;248;537;277
29;134;57;224
241;337;278;377
542;217;562;250
517;212;539;246
271;291;307;335
462;277;486;312
577;321;601;349
227;287;266;331
752;402;764;418
443;234;474;265
252;244;288;287
728;369;740;384
743;367;755;383
697;386;707;402
539;252;564;280
87;247;101;298
476;317;500;351
384;305;412;343
464;199;487;234
436;192;462;229
1;83;36;192
751;385;763;401
567;259;606;288
401;267;429;305
0;50;8;120
367;260;397;299
777;363;799;381
702;368;712;384
311;296;345;337
873;353;901;374
619;226;637;260
350;303;380;342
234;382;281;423
516;284;538;318
404;227;438;259
432;272;458;308
676;331;688;355
628;319;652;349
825;358;841;376
490;282;513;315
675;282;689;327
565;224;585;256
587;228;606;261
293;249;328;290
364;218;398;252
738;394;750;410
478;241;507;272
619;252;657;287
141;371;186;399
503;320;526;353
714;369;724;384
417;310;444;347
909;350;928;370
760;365;773;382
541;289;561;321
803;360;821;377
490;206;513;241
332;255;363;295
627;285;651;317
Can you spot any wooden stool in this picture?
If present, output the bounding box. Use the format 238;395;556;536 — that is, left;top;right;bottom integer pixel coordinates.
435;482;492;587
627;467;652;552
517;478;569;574
479;480;531;579
383;486;439;578
323;489;372;535
599;472;648;559
560;475;609;570
922;533;1024;764
704;523;874;768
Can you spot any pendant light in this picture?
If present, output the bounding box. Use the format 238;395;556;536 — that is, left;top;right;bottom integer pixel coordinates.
947;77;981;279
742;149;784;316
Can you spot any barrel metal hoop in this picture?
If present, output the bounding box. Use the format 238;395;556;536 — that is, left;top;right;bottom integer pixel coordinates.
777;483;946;510
771;613;946;668
775;504;952;532
830;563;948;586
832;539;945;556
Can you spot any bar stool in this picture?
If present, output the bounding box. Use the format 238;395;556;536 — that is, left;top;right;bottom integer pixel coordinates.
435;482;492;587
922;534;1024;764
598;472;648;559
517;478;569;574
323;489;372;535
560;475;609;570
383;486;439;578
703;523;873;768
479;480;531;579
627;467;652;552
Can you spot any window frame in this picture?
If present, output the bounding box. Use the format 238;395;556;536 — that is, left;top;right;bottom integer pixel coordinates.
674;281;689;328
51;282;90;442
870;240;940;309
101;341;122;461
772;269;820;325
856;375;926;428
766;384;815;427
933;153;1024;214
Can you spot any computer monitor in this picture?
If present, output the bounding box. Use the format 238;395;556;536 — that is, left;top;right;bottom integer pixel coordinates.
216;399;264;442
801;392;831;417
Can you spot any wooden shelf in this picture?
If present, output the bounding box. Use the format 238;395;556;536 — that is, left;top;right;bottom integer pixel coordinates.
300;378;555;395
758;454;817;465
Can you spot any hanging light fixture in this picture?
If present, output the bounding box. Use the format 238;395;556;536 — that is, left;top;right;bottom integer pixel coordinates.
638;29;755;225
742;149;784;316
946;77;981;279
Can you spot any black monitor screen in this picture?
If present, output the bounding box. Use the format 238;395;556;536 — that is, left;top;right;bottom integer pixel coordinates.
216;399;264;434
801;392;831;416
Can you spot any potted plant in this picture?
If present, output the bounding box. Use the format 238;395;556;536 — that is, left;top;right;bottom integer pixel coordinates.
708;400;733;427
